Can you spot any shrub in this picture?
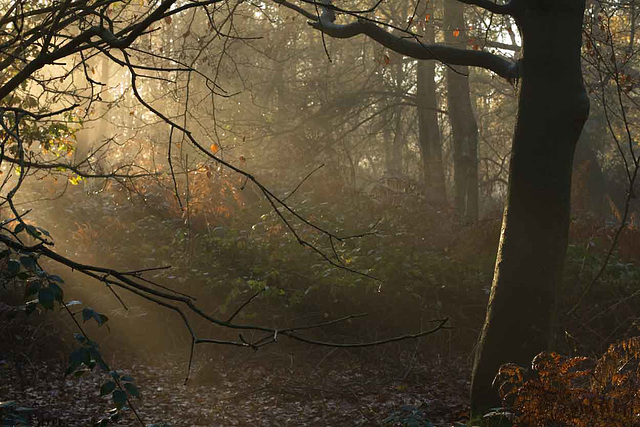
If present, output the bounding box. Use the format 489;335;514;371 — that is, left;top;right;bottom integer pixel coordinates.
495;337;640;426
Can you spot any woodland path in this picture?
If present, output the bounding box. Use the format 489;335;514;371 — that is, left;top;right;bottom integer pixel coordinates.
0;350;470;426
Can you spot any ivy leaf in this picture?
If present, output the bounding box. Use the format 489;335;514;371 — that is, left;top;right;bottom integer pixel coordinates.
100;381;116;396
49;283;64;302
35;227;51;238
124;382;141;398
112;390;127;409
7;260;20;275
20;256;37;270
48;275;64;284
25;225;41;238
25;281;41;296
38;288;55;310
66;348;87;376
82;307;95;322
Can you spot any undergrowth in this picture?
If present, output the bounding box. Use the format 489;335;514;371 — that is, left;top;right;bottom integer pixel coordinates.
495;337;640;426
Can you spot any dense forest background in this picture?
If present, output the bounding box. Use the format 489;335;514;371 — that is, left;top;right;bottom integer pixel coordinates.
2;0;640;425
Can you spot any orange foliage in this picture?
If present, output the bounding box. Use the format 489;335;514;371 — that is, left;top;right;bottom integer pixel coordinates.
71;222;100;246
496;338;640;426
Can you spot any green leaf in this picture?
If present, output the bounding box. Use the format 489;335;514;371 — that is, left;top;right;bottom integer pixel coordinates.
73;369;90;377
49;283;63;302
81;347;92;366
14;223;24;234
19;256;36;270
100;381;117;396
25;225;40;238
120;376;134;382
35;227;51;237
112;390;127;409
96;357;109;371
82;307;95;322
66;348;85;376
24;301;38;315
124;382;141;398
25;281;41;296
93;312;109;326
48;275;64;284
88;347;103;364
7;260;20;275
38;288;55;310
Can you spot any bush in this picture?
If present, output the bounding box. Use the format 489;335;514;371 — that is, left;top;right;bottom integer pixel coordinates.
495;337;640;426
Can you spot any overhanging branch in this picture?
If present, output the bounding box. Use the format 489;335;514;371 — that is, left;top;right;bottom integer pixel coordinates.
455;0;515;15
275;0;519;80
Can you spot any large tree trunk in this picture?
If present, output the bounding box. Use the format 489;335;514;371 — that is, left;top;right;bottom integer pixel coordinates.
444;1;479;221
471;0;589;415
417;12;447;207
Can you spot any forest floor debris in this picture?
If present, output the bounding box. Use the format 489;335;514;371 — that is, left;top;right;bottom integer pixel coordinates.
0;351;470;426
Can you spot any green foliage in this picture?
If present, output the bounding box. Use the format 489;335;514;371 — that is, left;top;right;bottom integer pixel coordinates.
82;307;109;327
383;405;433;426
0;401;35;426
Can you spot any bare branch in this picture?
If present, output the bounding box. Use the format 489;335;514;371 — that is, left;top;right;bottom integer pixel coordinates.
274;0;519;80
455;0;515;15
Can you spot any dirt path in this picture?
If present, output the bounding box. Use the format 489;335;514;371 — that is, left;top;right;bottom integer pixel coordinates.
0;352;470;426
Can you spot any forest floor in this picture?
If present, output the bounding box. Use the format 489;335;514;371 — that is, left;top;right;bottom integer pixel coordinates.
0;348;471;426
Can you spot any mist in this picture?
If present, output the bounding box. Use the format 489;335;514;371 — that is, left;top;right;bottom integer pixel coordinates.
2;0;640;426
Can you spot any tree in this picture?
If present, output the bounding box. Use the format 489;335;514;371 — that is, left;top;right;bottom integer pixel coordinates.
444;0;480;221
1;0;596;419
0;0;456;422
277;0;589;415
416;1;447;207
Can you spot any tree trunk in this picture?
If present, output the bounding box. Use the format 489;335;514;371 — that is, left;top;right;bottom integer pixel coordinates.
386;58;405;176
417;11;447;207
471;0;589;416
572;111;607;219
444;1;479;221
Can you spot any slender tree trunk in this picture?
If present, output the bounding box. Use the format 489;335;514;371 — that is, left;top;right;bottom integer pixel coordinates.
386;58;405;176
573;111;607;219
444;1;479;221
471;0;589;415
417;10;447;206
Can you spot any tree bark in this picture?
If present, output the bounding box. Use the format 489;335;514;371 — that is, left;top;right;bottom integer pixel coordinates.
288;0;590;416
572;111;607;219
444;1;479;221
470;0;589;415
417;13;447;206
386;57;405;176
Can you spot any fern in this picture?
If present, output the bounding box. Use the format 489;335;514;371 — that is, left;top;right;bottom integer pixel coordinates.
495;337;640;426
